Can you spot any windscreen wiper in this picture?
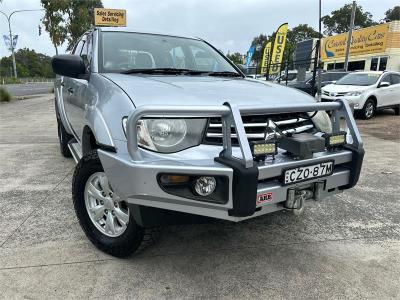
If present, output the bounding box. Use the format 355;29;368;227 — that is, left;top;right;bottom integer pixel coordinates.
206;71;242;77
121;68;207;75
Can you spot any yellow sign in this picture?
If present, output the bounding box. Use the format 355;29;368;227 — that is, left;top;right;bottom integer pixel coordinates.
261;42;272;73
94;8;126;27
321;23;389;60
269;23;288;74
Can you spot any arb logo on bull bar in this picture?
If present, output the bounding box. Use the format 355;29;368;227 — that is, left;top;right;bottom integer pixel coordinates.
256;192;273;206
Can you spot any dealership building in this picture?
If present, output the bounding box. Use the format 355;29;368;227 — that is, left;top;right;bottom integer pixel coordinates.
321;21;400;71
295;21;400;72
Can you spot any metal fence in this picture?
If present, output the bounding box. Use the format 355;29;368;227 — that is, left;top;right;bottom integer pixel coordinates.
0;77;55;85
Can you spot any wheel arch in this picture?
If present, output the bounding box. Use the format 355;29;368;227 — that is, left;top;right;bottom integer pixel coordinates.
366;94;378;107
83;106;117;154
82;124;116;155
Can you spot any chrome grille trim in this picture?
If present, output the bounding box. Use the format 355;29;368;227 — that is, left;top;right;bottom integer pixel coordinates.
208;118;307;128
204;113;315;145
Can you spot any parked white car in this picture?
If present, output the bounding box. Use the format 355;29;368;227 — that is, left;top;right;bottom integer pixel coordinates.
320;71;400;119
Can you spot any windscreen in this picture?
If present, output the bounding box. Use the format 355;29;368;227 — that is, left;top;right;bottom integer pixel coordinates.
335;73;381;86
101;32;238;74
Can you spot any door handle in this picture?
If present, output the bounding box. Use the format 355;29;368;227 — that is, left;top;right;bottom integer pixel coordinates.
67;87;74;94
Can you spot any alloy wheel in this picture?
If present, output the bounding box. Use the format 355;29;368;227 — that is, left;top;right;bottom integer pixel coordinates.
84;172;129;237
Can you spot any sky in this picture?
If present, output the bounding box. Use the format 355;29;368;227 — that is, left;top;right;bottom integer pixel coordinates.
0;0;396;58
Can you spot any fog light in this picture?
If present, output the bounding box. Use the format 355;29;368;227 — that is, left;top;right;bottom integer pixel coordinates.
324;131;347;148
194;176;217;196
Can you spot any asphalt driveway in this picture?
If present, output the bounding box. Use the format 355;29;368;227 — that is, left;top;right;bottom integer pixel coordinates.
0;95;399;299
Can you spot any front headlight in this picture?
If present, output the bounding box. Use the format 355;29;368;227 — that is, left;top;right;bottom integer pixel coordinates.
346;91;363;96
123;117;207;153
311;111;332;134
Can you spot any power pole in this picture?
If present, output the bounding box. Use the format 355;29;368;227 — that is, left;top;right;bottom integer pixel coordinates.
344;1;356;71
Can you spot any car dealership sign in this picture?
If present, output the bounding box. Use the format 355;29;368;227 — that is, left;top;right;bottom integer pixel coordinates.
321;23;389;60
94;8;126;27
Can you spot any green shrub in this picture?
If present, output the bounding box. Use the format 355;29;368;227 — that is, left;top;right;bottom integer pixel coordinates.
0;87;11;102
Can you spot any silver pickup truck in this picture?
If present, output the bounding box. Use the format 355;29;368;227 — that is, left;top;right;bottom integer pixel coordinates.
52;27;364;257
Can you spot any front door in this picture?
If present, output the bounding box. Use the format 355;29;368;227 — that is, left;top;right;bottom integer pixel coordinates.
375;73;392;108
63;34;92;141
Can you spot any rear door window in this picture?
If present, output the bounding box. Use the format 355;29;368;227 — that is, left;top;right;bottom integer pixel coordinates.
390;74;400;85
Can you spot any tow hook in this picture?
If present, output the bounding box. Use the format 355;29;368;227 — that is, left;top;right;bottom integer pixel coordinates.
285;189;311;215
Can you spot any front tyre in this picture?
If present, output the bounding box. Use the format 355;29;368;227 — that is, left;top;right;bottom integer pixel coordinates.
72;150;146;257
394;105;400;116
360;98;376;120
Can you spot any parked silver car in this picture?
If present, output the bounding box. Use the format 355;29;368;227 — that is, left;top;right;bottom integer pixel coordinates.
52;27;364;257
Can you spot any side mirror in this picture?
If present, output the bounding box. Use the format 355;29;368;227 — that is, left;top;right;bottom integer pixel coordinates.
52;54;86;78
379;81;390;88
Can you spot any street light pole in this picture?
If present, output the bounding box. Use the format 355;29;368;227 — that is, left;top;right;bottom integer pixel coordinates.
316;0;322;101
0;9;44;79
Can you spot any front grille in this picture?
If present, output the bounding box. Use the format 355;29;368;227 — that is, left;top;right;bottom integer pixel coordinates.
322;91;346;97
204;113;316;145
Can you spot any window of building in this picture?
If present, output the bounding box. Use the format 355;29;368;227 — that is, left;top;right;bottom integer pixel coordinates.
370;58;378;71
348;60;365;71
327;62;344;70
379;57;388;71
334;62;344;70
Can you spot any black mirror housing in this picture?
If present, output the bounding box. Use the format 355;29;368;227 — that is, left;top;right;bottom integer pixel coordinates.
52;55;86;78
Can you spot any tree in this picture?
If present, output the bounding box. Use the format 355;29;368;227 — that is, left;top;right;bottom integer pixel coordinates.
248;24;320;70
384;6;400;22
286;24;321;46
41;0;103;53
249;34;273;64
322;3;377;35
65;0;103;51
41;0;69;55
226;52;243;65
0;48;54;78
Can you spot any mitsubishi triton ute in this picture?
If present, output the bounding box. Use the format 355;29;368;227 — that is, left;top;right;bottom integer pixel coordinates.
52;27;364;257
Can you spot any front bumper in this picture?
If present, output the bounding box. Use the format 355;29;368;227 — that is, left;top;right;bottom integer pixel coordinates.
99;146;361;222
98;100;364;223
320;95;364;110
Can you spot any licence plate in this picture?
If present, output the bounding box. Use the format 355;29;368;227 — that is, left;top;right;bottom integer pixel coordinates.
283;161;334;185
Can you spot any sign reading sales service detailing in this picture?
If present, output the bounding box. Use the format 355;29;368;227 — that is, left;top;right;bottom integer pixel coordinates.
321;23;389;60
94;8;126;27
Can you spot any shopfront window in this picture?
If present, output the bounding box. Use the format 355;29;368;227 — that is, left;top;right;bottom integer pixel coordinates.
379;57;388;71
348;60;365;71
370;58;378;71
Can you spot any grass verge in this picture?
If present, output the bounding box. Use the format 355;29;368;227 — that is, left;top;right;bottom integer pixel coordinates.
0;87;11;102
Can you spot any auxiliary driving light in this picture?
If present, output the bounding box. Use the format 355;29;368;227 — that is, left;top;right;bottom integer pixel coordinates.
324;131;347;148
251;140;277;160
194;176;217;196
